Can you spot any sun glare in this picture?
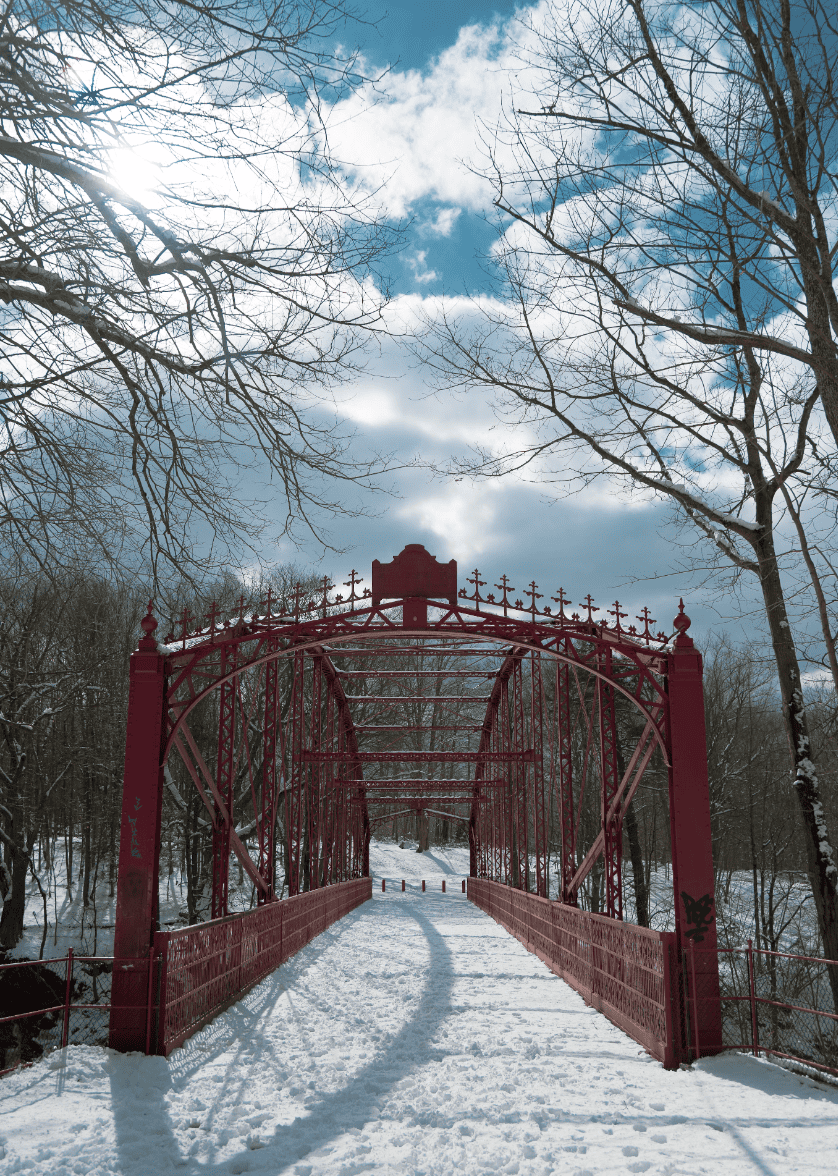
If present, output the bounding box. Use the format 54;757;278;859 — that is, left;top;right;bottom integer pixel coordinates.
108;147;161;205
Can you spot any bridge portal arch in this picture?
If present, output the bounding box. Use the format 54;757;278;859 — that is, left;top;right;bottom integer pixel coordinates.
110;544;719;1053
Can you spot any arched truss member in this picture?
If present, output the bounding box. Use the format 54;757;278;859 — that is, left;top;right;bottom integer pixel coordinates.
112;544;718;1048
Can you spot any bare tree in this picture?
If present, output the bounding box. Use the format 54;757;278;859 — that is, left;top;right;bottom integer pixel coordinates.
418;0;838;993
0;1;396;582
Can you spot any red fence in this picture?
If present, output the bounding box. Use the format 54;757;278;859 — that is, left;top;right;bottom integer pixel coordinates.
0;950;125;1076
685;941;838;1079
154;877;371;1055
0;878;371;1076
468;878;679;1067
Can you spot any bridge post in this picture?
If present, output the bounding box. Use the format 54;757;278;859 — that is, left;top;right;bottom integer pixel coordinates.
109;606;167;1053
667;604;723;1057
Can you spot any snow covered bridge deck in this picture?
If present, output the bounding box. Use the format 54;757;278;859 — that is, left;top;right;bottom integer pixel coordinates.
4;859;838;1175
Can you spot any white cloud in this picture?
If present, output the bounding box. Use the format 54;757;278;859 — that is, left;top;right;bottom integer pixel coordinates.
324;18;523;218
421;207;462;237
407;249;438;283
395;480;509;562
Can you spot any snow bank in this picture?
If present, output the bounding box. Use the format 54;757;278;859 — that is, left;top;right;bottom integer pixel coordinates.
3;883;837;1175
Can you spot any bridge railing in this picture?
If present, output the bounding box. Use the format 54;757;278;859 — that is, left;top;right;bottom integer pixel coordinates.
683;942;838;1079
154;877;371;1055
467;878;679;1068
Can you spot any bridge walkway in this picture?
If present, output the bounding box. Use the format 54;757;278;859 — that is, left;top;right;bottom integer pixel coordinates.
3;886;837;1174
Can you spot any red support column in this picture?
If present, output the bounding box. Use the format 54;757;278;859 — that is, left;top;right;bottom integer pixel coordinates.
598;648;623;921
212;650;237;919
556;660;576;904
287;651;306;895
667;603;722;1055
109;606;167;1052
259;652;278;901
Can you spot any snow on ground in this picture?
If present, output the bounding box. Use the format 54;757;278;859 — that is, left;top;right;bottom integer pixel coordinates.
368;840;470;887
3;848;838;1176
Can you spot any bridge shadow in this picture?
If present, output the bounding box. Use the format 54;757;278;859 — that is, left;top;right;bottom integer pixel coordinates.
105;898;454;1175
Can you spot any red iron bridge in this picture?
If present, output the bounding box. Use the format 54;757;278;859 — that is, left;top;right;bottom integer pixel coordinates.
108;543;722;1069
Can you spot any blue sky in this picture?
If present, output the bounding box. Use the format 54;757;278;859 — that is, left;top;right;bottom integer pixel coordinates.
262;1;761;645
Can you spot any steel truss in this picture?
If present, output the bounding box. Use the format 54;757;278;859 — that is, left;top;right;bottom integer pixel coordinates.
112;543;722;1054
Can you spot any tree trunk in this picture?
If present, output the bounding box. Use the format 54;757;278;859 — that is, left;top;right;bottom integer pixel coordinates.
417;808;429;853
755;531;838;1007
624;803;649;928
0;820;28;948
614;728;649;927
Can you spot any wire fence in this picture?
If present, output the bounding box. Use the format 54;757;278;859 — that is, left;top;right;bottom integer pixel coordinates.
685;942;838;1079
0;950;129;1077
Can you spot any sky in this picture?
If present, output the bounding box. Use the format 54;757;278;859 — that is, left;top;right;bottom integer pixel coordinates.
258;0;759;647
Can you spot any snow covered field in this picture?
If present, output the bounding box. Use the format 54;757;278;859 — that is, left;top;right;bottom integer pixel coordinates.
3;842;838;1175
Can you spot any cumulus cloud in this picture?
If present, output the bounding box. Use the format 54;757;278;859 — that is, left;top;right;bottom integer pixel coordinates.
406;249;438;283
420;207;462;237
323;17;524;217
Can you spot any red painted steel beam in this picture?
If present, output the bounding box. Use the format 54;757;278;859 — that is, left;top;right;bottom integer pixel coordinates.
360;778;505;786
353;725;483;732
325;648;512;657
110;610;167;1052
336;670;497;677
667;611;723;1054
339;695;489;703
301;750;535;763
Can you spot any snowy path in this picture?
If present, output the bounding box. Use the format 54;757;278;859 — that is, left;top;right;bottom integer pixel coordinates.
3;881;838;1175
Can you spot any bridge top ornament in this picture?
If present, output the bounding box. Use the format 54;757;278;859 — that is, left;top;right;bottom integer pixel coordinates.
372;543;457;606
151;541;678;654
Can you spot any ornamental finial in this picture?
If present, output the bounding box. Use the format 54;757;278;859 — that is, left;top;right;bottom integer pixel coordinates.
673;598;693;647
139;601;158;649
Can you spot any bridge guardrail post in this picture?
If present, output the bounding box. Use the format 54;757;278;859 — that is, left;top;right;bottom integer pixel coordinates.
666;612;723;1056
110;608;167;1053
61;947;74;1049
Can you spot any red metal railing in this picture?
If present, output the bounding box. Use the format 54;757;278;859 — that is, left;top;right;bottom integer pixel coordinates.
684;942;838;1079
0;950;145;1077
468;878;679;1067
1;878;371;1076
154;877;371;1055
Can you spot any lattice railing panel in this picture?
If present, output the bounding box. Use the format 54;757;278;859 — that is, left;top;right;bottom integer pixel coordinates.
468;878;677;1067
155;878;371;1055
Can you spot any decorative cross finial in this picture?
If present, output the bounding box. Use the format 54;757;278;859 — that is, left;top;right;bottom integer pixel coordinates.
636;606;656;644
551;588;569;622
495;574;515;618
608;600;627;636
319;575;334;618
344;570;363;605
525;580;543;621
580;594;599;623
465;568;486;610
205;601;220;637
